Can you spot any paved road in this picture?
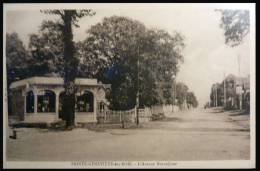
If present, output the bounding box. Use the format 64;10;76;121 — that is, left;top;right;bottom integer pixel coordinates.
6;108;250;161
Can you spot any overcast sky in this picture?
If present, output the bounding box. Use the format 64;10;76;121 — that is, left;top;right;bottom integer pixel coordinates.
4;4;253;107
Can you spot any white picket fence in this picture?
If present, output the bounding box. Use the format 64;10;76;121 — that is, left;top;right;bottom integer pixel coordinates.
138;108;152;122
98;107;152;124
97;105;179;124
105;108;136;123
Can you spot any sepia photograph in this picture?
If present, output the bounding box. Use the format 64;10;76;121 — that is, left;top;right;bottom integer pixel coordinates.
3;3;255;169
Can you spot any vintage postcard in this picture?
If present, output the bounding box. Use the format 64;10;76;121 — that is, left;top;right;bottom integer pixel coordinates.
3;3;255;169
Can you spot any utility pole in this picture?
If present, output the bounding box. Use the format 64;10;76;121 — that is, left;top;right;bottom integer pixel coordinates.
172;74;176;112
214;84;218;107
136;40;140;125
174;77;176;108
213;86;216;107
172;79;174;112
223;72;226;108
216;85;218;107
237;55;242;110
213;85;216;107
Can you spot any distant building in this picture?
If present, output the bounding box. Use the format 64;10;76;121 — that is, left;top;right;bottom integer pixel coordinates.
236;75;250;112
210;74;250;111
223;74;237;109
222;74;250;109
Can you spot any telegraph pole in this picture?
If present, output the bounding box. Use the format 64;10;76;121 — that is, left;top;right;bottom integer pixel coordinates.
136;40;140;125
223;72;226;108
172;74;176;112
216;85;218;107
214;84;218;107
174;77;176;108
237;55;242;110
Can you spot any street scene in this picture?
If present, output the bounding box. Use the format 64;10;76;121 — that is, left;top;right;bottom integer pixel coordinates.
3;3;254;169
7;107;250;161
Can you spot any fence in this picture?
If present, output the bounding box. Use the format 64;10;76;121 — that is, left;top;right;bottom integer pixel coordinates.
97;105;180;124
138;107;152;122
150;105;179;117
97;107;152;124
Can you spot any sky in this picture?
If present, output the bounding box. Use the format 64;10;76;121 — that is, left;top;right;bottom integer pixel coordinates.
4;3;252;107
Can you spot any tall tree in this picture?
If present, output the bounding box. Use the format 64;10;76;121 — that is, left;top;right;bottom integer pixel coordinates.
217;9;250;47
28;20;64;77
175;82;189;110
82;16;147;110
76;40;108;78
145;29;184;105
6;32;31;115
28;20;94;78
186;91;198;108
82;16;185;110
42;10;95;128
6;33;30;83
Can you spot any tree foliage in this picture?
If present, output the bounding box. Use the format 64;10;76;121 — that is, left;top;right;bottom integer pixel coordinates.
27;19;95;78
6;14;189;118
5;32;36;87
81;16;185;110
217;9;250;47
186;91;198;108
6;33;32;115
28;20;64;76
175;82;198;109
175;82;189;108
41;10;96;28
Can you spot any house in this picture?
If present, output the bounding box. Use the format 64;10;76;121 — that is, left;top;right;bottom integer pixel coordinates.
223;74;250;110
224;74;237;109
9;76;110;123
236;75;250;111
210;74;250;111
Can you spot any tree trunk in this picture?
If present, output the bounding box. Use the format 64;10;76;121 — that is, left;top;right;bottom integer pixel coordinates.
61;10;77;128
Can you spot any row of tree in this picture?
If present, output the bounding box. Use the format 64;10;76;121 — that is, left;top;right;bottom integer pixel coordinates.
175;82;198;109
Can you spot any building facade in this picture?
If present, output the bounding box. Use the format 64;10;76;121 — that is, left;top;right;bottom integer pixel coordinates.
9;77;110;123
210;74;250;111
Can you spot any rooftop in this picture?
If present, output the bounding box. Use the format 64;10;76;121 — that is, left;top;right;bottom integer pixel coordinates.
9;76;102;89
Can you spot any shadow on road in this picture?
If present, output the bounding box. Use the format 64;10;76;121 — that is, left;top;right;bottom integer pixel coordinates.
230;111;250;116
156;117;183;122
207;110;224;114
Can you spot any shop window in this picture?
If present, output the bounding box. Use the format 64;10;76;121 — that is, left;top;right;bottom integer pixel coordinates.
76;90;94;112
37;90;55;113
